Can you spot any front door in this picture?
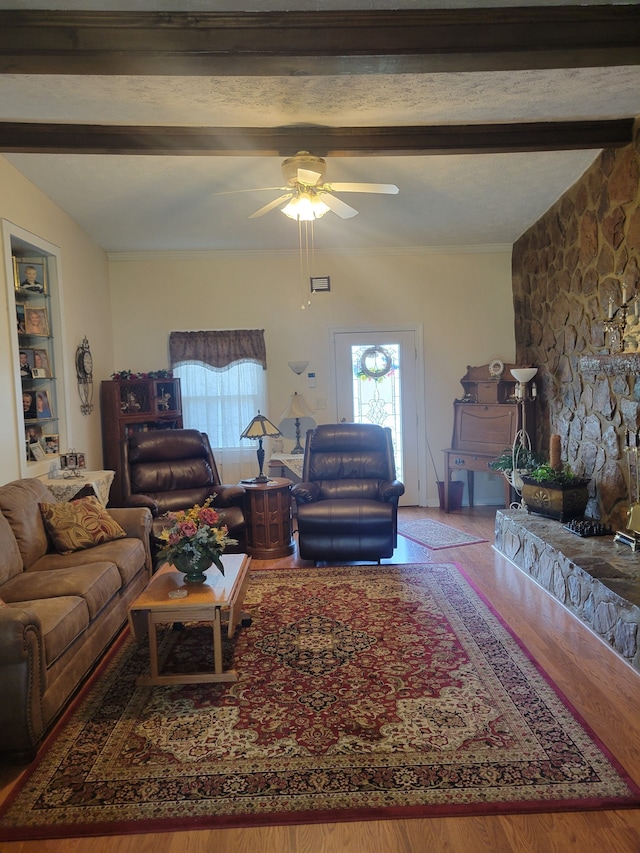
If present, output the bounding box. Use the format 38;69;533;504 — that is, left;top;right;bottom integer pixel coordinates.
331;327;422;505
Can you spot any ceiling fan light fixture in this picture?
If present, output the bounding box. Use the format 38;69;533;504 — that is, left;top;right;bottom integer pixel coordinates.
281;191;330;222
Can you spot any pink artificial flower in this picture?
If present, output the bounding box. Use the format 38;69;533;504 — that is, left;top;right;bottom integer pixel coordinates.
178;520;198;537
199;507;219;526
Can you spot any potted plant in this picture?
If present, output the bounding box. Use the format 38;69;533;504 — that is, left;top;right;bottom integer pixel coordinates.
490;450;590;522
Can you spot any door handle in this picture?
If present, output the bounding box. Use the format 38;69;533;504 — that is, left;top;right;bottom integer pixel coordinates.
340;417;347;422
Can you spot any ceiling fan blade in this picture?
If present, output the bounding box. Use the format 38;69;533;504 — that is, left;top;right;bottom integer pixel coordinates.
211;186;286;197
248;193;292;219
326;182;399;195
297;168;323;186
319;192;359;219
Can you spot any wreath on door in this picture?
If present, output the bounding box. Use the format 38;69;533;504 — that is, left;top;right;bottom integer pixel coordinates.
356;346;394;381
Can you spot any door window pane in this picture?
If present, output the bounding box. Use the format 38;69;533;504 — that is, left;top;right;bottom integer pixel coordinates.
351;343;403;482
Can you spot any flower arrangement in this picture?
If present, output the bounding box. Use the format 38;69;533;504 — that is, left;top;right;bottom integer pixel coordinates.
157;498;237;583
111;369;173;381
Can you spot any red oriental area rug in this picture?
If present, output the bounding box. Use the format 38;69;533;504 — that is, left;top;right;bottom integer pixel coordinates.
398;519;487;550
1;563;639;840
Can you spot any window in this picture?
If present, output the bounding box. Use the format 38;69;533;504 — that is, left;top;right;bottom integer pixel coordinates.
170;330;267;482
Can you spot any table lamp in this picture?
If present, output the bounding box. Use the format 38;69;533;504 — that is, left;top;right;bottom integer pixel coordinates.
240;411;282;483
279;391;315;454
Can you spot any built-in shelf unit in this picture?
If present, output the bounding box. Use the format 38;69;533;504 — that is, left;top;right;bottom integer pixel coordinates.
2;221;68;478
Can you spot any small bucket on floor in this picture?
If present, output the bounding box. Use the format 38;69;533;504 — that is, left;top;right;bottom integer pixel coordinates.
437;480;464;511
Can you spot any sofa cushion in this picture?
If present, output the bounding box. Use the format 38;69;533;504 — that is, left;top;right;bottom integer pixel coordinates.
31;538;146;587
0;510;23;586
39;496;127;555
0;478;51;569
1;562;121;621
9;596;90;666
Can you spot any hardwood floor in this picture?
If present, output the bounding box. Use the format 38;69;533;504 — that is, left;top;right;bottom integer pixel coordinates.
2;505;640;852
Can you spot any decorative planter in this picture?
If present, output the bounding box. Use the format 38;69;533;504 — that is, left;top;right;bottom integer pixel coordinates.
521;476;590;523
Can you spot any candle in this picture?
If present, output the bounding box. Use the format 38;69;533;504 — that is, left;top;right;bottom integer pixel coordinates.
531;382;537;399
635;297;639;317
608;297;614;319
550;434;561;471
622;283;628;305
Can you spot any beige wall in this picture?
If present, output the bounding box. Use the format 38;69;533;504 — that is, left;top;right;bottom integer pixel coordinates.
108;247;515;505
0;156;113;484
0;152;515;505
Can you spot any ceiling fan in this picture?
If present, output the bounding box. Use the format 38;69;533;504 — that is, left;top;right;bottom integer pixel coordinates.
247;151;399;221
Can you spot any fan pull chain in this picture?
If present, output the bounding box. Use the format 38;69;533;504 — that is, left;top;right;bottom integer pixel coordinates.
297;219;313;310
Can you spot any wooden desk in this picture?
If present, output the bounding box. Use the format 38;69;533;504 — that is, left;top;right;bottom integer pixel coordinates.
443;448;511;512
127;553;251;685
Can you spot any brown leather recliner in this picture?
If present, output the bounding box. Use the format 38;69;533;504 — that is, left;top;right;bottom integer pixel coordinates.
291;423;405;564
121;429;246;555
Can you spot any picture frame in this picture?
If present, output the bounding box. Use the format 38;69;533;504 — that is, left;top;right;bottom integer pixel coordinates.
24;306;50;337
77;452;86;469
13;257;47;295
25;423;43;444
32;348;51;377
29;442;46;462
35;389;53;419
19;348;34;378
16;304;26;334
22;390;37;420
60;453;78;470
44;434;60;455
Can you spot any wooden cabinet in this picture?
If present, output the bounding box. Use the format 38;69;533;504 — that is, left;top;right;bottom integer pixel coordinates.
443;363;535;512
101;378;183;506
242;478;294;560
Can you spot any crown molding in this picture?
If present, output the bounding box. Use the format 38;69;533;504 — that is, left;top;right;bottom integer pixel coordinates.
107;244;513;262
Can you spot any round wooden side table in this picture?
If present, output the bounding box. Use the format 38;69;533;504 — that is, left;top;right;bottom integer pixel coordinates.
241;477;294;560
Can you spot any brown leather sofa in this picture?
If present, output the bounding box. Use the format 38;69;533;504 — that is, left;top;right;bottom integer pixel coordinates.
291;423;405;563
0;478;152;761
121;429;246;554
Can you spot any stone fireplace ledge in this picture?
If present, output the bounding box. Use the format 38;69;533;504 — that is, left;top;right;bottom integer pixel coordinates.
494;509;640;672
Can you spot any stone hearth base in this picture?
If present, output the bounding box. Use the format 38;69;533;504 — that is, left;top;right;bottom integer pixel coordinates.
494;509;640;672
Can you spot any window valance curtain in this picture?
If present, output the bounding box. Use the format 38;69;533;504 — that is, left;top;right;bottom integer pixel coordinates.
169;329;267;371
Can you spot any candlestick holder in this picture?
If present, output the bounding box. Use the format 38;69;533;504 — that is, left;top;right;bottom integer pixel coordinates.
603;282;638;353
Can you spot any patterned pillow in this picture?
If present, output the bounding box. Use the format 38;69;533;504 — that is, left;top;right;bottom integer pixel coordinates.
39;496;127;555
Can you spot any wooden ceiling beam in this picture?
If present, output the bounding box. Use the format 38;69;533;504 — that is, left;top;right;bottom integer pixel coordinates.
0;120;633;156
0;8;639;76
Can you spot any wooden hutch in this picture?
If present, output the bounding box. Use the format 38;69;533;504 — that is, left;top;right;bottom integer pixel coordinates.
101;377;183;506
442;363;535;512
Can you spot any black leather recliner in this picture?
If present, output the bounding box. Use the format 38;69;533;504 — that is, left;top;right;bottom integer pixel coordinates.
121;429;246;554
291;423;405;563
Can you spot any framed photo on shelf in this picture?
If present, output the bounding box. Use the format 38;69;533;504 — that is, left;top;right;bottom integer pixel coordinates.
13;257;47;295
31;349;51;377
35;389;53;419
29;442;46;462
25;423;43;445
24;306;50;337
22;390;37;420
44;434;60;455
16;304;26;334
19;348;34;378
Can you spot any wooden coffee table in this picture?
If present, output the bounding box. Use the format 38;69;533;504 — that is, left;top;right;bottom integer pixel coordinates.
127;553;252;686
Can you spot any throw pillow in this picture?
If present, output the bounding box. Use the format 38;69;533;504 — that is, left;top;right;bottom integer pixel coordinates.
39;496;127;555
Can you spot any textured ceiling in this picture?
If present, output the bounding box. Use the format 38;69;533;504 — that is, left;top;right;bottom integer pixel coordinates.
1;3;639;253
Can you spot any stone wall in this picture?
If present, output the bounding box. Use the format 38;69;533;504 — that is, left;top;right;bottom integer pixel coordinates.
512;118;640;528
